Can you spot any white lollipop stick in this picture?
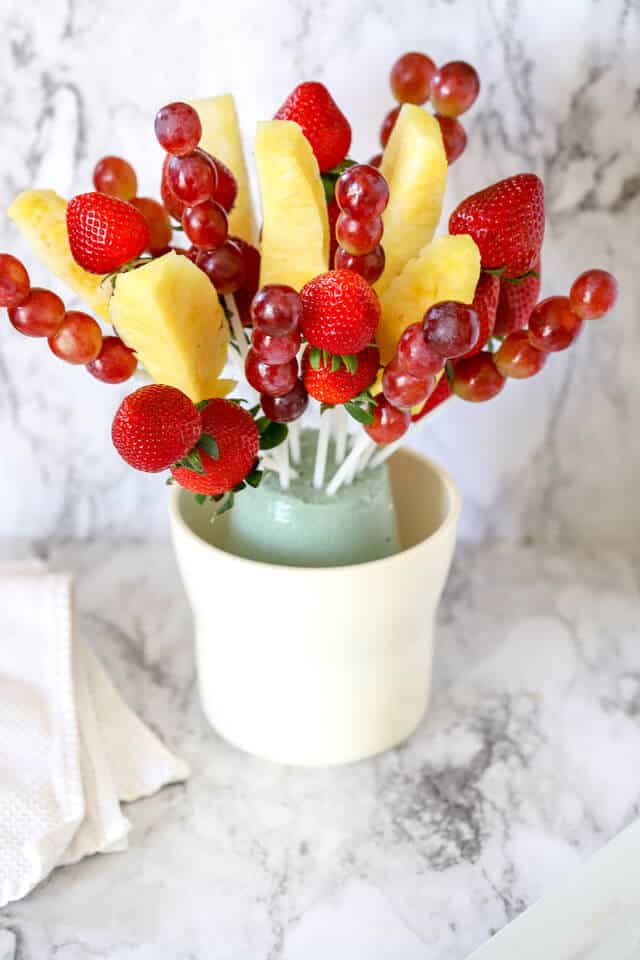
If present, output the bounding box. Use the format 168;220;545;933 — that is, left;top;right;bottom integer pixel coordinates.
313;411;332;490
289;420;301;465
278;438;291;490
326;432;372;497
225;295;249;361
368;396;454;469
334;406;348;465
354;439;376;475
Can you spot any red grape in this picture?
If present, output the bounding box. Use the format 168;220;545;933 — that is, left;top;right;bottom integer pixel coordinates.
528;296;583;352
494;330;547;379
423;301;480;358
93;156;137;201
365;396;410;444
569;269;618;320
161;157;186;220
48;311;103;364
453;353;505;401
380;106;401;149
86;335;137;383
182;200;228;249
336;212;383;256
396;322;443;377
252;327;300;363
335;164;389;219
251;285;302;336
435;115;467;165
8;287;65;338
430;61;480;117
390;51;437;105
334;245;385;285
245;350;298;397
383;358;435;410
369;153;383;169
0;254;30;308
207;155;238;213
196;240;245;294
232;237;261;326
261;380;308;422
130;197;172;255
166;150;217;205
154;102;202;155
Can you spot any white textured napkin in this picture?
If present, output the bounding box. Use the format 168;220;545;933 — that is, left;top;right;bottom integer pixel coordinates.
0;563;189;907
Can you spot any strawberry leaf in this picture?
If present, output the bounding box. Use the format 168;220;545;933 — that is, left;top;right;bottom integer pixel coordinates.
233;480;247;493
342;354;358;374
445;361;455;388
259;421;289;450
246;467;263;488
194;493;207;506
331;354;342;373
322;349;330;367
177;449;204;474
198;433;219;459
320;403;335;415
344;400;374;425
216;493;235;516
196;399;210;412
309;347;322;371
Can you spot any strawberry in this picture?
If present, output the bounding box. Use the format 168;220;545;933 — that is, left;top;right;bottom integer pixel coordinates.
171;399;259;496
460;272;500;358
232;237;261;326
67;192;150;274
112;384;202;473
274;82;352;173
302;344;380;404
300;269;381;355
494;258;541;336
448;173;544;279
412;374;451;422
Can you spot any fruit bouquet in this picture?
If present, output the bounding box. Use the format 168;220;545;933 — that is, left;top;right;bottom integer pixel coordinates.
0;53;619;763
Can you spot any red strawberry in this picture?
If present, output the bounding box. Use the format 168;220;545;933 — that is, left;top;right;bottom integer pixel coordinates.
460;273;500;358
112;384;202;473
274;82;352;172
494;258;542;336
300;269;381;355
67;192;150;274
302;345;380;404
171;399;259;496
232;237;261;326
448;173;544;279
327;196;340;267
412;374;451;422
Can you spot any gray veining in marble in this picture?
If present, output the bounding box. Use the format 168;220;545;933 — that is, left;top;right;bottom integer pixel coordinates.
0;538;638;958
0;0;638;546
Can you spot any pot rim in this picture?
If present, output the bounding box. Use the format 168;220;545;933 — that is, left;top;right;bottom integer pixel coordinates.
168;447;461;576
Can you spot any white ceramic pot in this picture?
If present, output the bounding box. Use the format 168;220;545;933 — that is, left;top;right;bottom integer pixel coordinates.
169;448;460;767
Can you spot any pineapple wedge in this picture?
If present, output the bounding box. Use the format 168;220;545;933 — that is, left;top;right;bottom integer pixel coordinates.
377;234;481;364
190;94;257;245
375;105;448;296
110;251;232;403
255;120;329;291
8;189;110;320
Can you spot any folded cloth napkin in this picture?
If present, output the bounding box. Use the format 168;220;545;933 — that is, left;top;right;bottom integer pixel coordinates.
0;563;189;907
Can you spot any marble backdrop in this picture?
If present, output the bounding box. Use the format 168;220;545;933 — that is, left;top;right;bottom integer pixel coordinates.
0;0;637;544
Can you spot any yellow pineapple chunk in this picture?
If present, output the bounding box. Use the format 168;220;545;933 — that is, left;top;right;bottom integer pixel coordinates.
375;105;448;296
255;120;329;291
8;189;110;320
377;234;481;364
190;94;257;245
109;251;232;403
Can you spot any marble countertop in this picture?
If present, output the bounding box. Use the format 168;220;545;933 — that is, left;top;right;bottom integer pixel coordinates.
1;538;639;959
